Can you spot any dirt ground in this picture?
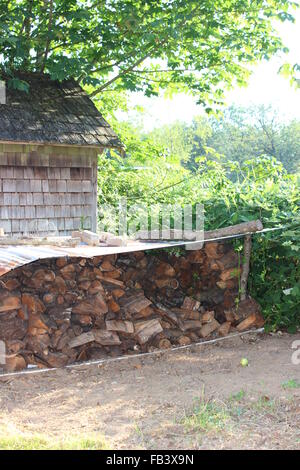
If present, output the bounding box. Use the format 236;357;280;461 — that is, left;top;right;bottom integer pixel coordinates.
0;332;299;450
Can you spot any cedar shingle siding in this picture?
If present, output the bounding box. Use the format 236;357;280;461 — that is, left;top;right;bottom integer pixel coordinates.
0;73;122;237
0;147;98;236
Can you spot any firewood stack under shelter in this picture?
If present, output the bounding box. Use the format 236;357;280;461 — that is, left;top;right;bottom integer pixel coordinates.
0;239;264;372
0;73;265;373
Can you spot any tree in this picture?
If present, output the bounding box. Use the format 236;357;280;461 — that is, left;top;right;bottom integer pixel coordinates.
206;105;300;173
130;105;300;172
148;121;193;164
0;0;297;109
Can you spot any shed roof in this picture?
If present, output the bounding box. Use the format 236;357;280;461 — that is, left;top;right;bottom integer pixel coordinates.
0;73;122;149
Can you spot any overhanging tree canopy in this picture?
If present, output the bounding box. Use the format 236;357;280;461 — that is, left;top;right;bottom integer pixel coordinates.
0;0;297;109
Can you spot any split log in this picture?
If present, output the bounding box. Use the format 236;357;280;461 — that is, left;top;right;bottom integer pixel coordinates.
55;331;71;351
188;332;199;342
21;294;45;315
199;319;220;338
3;279;21;291
112;288;125;299
26;334;51;355
4;355;26;372
92;256;103;266
219;267;241;282
235;298;262;322
93;330;121;346
100;260;116;272
52;276;67;294
135;319;163;345
98;231;127;246
78;281;91;291
216;251;239;271
72;314;93;327
236;313;264;331
175;256;191;270
88;280;105;295
5;339;25;355
28;314;49;335
72;293;108;316
153;303;183;329
43;293;56;304
31;269;56;287
60;264;76;280
224;310;237;323
182;296;200;311
0;317;27;340
56;257;68;268
216;280;237;290
223;290;237;309
120;294;152;314
177;270;192;289
72;230;100;246
106;320;134;334
177;336;191;346
182;320;202;331
107;298;121;313
155;262;176;278
218;321;231;337
156;338;172;349
94;272;125;287
154;278;179;289
42;352;69;368
186;250;205;264
204;242;224;259
68;332;95;348
134;305;154;319
201;311;215;323
103;269;122;280
0;296;21;313
171;308;201;321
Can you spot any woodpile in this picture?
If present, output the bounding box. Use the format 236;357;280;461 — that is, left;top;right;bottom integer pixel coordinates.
0;241;264;372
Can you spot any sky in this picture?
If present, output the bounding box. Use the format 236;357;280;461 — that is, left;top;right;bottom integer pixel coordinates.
120;10;300;131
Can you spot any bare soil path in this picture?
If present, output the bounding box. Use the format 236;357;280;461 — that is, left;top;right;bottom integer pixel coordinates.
0;333;299;449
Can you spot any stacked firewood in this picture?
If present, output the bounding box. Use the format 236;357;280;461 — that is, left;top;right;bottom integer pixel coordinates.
0;241;264;372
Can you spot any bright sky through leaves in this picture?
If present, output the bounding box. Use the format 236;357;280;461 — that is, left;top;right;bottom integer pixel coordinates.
123;10;300;130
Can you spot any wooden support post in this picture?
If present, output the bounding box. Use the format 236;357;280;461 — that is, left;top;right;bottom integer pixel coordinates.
240;234;252;301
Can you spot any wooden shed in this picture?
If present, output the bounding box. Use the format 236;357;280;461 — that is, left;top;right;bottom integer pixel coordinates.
0;73;122;237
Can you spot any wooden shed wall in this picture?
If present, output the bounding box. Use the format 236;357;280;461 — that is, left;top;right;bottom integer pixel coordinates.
0;144;99;236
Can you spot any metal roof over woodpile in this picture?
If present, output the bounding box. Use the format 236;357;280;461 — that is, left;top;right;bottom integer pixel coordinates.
0;240;189;277
0;72;122;148
0;230;270;278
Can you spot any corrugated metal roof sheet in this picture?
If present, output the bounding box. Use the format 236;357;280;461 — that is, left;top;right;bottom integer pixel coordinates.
0;228;271;277
0;240;188;277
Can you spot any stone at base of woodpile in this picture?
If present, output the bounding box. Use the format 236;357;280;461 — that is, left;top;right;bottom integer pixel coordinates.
0;241;264;372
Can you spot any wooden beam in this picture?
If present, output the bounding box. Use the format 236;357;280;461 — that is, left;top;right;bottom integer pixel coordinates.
204;220;263;240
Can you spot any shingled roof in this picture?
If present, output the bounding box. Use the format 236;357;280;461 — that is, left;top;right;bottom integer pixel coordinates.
0;72;122;149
